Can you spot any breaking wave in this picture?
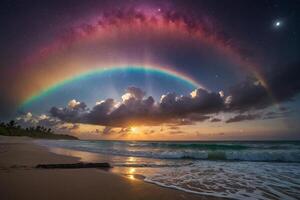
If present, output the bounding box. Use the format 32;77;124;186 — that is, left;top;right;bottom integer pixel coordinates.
37;140;300;163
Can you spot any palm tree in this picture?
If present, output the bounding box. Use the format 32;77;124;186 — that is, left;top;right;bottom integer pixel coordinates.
7;120;16;128
0;122;5;127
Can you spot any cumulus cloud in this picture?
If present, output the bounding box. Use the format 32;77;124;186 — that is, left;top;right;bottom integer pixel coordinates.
122;86;146;101
16;112;61;127
68;99;87;110
15;112;84;135
160;88;224;117
48;61;300;128
49;99;88;123
50;87;223;127
225;78;271;111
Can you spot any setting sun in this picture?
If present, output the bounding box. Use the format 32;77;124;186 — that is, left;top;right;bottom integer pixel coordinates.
130;127;139;133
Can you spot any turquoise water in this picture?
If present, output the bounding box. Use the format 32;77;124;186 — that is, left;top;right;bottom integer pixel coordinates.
37;140;300;200
37;140;300;162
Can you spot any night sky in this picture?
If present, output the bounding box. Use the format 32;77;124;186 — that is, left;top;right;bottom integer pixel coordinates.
0;0;299;140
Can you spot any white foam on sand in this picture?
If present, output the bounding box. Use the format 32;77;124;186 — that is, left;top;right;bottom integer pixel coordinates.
142;161;300;200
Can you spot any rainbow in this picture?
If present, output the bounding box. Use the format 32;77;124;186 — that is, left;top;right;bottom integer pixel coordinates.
14;6;276;111
21;7;270;91
20;65;205;108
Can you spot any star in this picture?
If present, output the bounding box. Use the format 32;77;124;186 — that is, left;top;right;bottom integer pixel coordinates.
274;20;281;28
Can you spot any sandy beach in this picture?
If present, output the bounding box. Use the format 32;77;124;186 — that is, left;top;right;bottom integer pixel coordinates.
0;136;223;200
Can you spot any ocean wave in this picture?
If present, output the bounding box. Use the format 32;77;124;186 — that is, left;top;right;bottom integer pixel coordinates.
126;141;300;150
112;149;300;162
131;142;250;150
36;140;300;163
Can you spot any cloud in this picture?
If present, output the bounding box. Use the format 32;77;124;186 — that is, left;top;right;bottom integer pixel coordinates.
225;78;271;111
47;61;300;128
68;99;87;110
210;118;222;122
226;61;300;111
49;99;89;123
226;113;261;123
122;86;146;101
169;130;185;135
262;108;291;120
50;87;223;127
102;127;114;135
16;112;61;127
69;124;80;130
169;126;180;130
160;88;224;115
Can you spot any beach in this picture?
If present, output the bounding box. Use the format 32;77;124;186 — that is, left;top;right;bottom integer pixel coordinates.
0;136;221;200
36;138;300;200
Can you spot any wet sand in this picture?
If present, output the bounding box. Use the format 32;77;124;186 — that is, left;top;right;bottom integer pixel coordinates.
0;136;224;200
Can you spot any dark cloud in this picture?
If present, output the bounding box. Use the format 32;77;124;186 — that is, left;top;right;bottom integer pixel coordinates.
160;88;224;115
50;87;223;127
102;127;114;135
262;109;291;120
226;113;261;123
226;61;300;111
59;124;79;131
49;99;88;124
225;78;271;111
210;118;222;122
69;124;80;130
169;130;185;135
169;126;180;130
118;127;131;135
95;129;101;134
49;62;300;127
176;114;210;125
123;86;146;100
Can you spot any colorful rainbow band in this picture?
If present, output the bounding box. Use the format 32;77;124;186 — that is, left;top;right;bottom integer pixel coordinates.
20;65;205;108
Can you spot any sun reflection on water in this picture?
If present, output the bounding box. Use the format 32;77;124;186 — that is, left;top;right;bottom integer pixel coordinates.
126;167;137;180
127;174;135;180
50;147;140;181
127;156;136;163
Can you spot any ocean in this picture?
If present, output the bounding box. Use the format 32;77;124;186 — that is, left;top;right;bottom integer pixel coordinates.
36;140;300;200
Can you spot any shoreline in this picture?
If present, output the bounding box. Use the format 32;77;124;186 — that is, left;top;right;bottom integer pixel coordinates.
0;136;224;200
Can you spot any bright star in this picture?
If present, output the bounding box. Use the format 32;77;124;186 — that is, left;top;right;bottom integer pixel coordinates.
274;20;281;28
